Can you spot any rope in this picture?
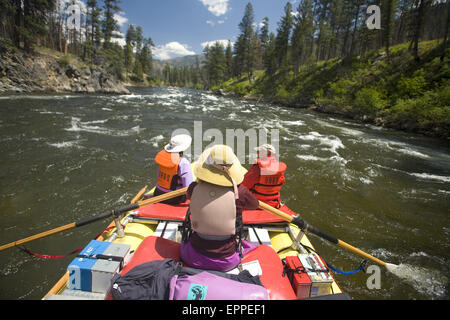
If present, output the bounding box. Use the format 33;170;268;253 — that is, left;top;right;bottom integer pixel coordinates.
302;244;367;276
19;224;121;260
327;260;367;275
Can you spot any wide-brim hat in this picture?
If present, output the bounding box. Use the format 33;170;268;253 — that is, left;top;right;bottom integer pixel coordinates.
164;134;192;153
193;145;247;187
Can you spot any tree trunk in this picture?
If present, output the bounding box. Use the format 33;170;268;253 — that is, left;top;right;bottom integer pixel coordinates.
441;0;450;62
13;0;22;48
412;0;426;62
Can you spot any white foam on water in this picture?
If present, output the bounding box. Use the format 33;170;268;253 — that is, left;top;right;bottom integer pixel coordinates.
112;176;125;184
157;92;185;99
408;172;450;183
387;263;448;298
397;147;431;159
184;104;196;110
362;138;433;160
280;119;306;126
296;154;324;161
38;110;64;115
65;117;141;137
359;177;374;185
118;94;144;100
0;95;79;100
297;132;347;166
315;119;364;136
47;141;81;149
148;134;164;147
202;93;219;101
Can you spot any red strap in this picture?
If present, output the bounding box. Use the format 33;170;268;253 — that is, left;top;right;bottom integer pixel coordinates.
20;225;120;260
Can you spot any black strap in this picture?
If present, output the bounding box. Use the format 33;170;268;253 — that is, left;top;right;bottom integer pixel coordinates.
283;263;329;278
181;208;192;243
249;188;279;197
235;214;244;258
254;182;284;187
76;253;124;263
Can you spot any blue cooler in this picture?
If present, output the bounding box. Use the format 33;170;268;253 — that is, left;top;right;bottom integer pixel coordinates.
67;240;111;292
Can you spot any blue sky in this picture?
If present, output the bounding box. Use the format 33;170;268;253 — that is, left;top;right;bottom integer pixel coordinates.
115;0;297;60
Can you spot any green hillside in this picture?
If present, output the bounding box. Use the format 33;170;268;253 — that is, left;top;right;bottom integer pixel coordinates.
219;40;449;138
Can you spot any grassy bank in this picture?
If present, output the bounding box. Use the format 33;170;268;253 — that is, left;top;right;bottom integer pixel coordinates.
217;40;449;139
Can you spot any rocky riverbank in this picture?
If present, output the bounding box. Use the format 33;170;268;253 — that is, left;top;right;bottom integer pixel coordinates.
0;46;129;95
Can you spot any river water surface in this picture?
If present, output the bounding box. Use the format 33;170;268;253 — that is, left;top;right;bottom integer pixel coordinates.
0;87;449;300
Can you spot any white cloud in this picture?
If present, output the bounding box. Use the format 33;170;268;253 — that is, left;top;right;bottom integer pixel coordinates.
199;0;229;16
153;42;196;60
111;30;126;47
201;39;232;49
114;13;128;27
206;20;215;26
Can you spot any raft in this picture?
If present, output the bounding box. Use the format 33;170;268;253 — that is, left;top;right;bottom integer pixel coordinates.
43;183;345;300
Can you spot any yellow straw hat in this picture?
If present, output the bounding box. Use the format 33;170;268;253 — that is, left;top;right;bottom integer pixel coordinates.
193;145;246;187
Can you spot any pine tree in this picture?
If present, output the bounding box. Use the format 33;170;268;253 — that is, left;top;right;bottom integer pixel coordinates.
291;0;315;72
18;0;56;52
382;0;398;57
87;0;102;50
124;24;136;77
234;2;256;81
140;37;154;75
225;40;233;79
275;2;293;69
263;32;277;75
410;0;431;61
204;41;227;87
259;17;270;50
102;0;121;49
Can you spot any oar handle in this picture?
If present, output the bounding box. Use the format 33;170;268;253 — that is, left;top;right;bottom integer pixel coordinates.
75;203;139;227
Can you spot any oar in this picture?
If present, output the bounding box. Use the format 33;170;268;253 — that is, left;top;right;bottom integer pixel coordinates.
258;201;398;271
0;186;188;252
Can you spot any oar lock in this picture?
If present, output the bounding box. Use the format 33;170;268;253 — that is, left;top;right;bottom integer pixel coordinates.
111;203;139;238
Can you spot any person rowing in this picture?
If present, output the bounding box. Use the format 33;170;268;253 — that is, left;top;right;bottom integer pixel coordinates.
242;144;287;209
180;145;259;272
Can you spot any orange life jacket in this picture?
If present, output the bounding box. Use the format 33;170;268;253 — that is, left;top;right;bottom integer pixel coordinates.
155;150;180;190
250;157;286;207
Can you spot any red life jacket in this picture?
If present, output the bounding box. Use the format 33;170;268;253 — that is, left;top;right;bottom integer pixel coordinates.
250;157;286;208
155;150;180;190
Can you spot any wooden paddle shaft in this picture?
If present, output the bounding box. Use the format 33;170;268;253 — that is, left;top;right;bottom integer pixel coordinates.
337;240;387;267
43;185;149;299
137;187;188;207
0;223;76;252
0;187;188;253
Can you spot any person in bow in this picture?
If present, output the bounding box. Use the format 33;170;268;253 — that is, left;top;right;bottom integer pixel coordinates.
180;145;259;272
241;144;286;209
149;134;194;205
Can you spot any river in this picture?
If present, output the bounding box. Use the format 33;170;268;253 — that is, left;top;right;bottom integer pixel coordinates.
0;87;448;300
